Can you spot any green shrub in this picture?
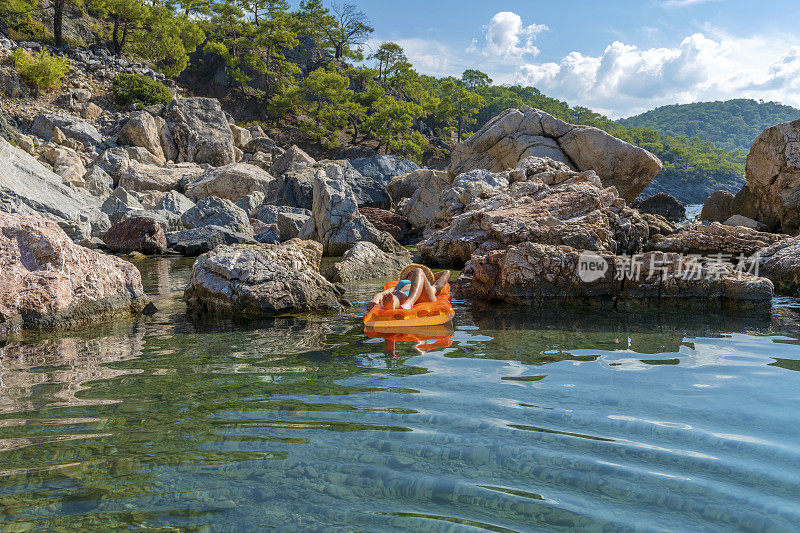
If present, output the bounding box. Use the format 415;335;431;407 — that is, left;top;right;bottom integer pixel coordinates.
112;73;173;108
11;48;70;93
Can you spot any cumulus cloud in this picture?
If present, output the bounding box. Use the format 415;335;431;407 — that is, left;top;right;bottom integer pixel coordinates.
467;11;548;59
515;32;800;117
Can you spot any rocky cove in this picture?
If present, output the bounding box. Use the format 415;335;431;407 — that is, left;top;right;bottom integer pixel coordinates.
4;37;800;333
2;19;800;531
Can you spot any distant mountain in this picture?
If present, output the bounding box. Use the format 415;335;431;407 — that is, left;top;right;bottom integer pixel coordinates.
619;99;800;153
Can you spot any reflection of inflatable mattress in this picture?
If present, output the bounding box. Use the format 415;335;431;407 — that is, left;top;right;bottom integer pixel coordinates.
365;324;455;351
364;281;455;329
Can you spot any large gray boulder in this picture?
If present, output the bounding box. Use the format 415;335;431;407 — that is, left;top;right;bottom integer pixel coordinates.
167;225;258;256
396;170;453;228
269;161;392;209
254;204;311;225
83;165;114;198
449;106;662;203
118;162;204;192
631;192;685;222
184;239;342;316
116;111;165;161
701;190;735;223
101;187;144;224
276;211;311;241
269;144;315;176
730;119;800;234
350;155;419;188
184;163;275;202
32;112;102;147
324;241;410;283
0;139;108;240
156;190;195;216
94;147;131;185
165;98;236;166
301;173;405;256
181;196;253;235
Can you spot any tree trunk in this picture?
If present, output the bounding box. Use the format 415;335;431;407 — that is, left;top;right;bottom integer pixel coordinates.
112;15;120;55
53;0;64;47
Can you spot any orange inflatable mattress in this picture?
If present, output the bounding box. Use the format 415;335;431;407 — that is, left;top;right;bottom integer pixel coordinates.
364;281;455;329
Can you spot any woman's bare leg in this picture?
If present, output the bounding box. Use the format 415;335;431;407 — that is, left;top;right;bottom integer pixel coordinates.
433;270;451;293
401;269;436;310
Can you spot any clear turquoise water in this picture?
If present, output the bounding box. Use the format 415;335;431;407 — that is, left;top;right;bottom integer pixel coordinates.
0;257;799;531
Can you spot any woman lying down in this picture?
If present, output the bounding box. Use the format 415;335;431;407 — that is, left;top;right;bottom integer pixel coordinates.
367;264;451;311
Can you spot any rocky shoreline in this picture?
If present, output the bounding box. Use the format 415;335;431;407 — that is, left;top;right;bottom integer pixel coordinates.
2;34;800;333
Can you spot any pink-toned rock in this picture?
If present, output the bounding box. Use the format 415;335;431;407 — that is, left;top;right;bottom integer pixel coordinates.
0;212;148;333
358;207;411;242
102;216;168;255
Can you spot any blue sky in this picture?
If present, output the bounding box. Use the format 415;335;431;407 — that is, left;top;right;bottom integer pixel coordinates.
301;0;800;118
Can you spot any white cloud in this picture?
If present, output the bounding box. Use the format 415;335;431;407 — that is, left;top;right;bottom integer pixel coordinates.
663;0;721;7
467;12;548;59
369;13;800;119
515;31;800;118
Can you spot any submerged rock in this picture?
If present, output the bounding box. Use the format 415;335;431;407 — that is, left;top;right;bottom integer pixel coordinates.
102;216;167;255
456;242;773;309
0;212;148;334
324;241;410;283
449;106;662;203
184;239;342;316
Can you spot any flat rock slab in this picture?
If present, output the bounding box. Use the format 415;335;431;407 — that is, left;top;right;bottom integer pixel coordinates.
456;242;773;309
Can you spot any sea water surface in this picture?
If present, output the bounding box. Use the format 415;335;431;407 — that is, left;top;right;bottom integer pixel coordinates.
0;257;799;531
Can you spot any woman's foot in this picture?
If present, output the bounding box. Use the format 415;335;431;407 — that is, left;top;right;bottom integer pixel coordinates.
382;292;398;310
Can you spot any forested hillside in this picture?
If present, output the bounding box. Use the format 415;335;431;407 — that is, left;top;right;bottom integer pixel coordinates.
619;99;800;153
1;0;750;201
